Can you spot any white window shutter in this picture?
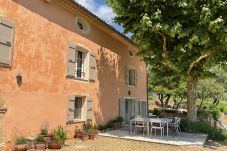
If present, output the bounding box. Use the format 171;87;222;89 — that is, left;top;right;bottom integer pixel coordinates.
89;52;96;81
140;101;147;117
66;43;76;77
125;66;129;84
120;98;126;121
0;16;15;66
67;96;75;122
134;69;137;86
86;96;93;120
134;100;140;116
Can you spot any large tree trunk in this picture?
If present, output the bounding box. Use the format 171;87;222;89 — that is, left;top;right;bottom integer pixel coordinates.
187;78;198;122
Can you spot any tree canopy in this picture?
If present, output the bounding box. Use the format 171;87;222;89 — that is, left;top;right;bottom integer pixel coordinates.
107;0;227;122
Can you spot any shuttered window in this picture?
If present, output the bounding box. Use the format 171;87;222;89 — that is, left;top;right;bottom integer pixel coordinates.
67;95;93;122
0;16;15;66
125;66;137;86
66;43;96;82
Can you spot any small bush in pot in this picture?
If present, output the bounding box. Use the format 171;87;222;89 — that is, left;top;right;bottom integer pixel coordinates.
34;135;46;150
49;126;67;149
74;126;82;139
15;136;27;151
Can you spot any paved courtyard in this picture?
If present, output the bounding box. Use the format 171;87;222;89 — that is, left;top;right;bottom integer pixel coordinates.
98;129;208;146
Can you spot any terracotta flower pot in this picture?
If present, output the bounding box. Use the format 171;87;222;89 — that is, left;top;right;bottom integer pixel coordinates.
74;131;82;139
15;144;27;151
81;134;88;141
41;134;52;148
35;142;46;150
88;134;95;140
48;141;61;149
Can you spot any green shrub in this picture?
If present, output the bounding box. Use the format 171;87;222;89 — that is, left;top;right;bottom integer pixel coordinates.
15;136;27;145
34;135;45;142
180;119;227;141
40;127;48;135
153;108;162;117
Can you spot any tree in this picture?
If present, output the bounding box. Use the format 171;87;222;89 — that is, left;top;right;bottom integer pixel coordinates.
148;68;187;108
198;78;225;108
107;0;227;122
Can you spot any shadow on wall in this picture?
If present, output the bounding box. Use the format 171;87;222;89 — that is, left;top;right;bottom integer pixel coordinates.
95;46;124;125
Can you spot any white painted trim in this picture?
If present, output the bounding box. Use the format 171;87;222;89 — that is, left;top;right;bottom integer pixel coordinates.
120;96;135;100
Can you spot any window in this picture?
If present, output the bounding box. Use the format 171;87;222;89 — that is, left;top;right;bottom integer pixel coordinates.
75;50;86;79
74;97;83;119
75;17;90;34
66;43;96;81
0;16;15;66
128;50;134;57
67;96;93;122
125;66;137;86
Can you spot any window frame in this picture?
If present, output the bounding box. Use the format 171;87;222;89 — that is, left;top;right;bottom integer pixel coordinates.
126;66;136;86
74;46;89;81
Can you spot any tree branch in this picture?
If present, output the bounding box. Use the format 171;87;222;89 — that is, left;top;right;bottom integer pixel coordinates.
187;53;211;74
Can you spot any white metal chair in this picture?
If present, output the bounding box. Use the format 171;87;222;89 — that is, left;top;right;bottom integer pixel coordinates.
150;119;165;138
174;117;181;135
134;117;148;135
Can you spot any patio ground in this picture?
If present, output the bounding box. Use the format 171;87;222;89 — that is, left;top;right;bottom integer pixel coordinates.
42;136;226;151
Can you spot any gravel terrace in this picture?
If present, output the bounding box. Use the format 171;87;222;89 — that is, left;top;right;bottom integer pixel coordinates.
42;136;227;151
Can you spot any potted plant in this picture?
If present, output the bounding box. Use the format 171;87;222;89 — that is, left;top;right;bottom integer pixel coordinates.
48;126;67;149
88;129;97;140
34;135;46;150
40;126;52;148
74;126;82;139
15;136;27;151
81;130;89;141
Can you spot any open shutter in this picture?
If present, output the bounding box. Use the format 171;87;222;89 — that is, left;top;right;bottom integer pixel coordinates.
134;70;137;86
67;96;75;122
86;96;93;120
135;100;140;116
120;98;126;122
140;101;147;117
0;16;15;66
89;52;96;81
66;43;76;77
125;66;129;84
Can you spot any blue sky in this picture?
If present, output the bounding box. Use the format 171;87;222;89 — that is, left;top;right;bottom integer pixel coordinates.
74;0;132;38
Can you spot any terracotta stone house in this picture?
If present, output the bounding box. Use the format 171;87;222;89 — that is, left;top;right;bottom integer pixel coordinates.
0;0;147;139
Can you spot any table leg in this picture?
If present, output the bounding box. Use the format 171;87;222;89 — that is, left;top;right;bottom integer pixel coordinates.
167;123;169;137
147;121;149;135
130;121;131;133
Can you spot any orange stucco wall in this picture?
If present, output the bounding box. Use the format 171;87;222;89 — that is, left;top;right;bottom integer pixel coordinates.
0;0;147;139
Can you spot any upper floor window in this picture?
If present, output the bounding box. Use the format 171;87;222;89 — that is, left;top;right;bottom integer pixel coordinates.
125;66;137;86
0;16;15;67
66;43;96;82
128;50;134;57
75;50;86;79
75;17;90;34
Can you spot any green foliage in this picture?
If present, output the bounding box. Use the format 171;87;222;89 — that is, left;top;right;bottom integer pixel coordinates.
97;116;123;131
40;127;48;135
153;108;162;117
15;136;27;145
52;126;67;146
34;135;45;142
180;119;227;140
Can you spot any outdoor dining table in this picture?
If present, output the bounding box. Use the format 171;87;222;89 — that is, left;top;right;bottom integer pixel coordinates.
146;118;173;137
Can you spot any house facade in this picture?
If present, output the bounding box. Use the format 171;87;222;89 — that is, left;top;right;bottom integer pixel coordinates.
0;0;147;139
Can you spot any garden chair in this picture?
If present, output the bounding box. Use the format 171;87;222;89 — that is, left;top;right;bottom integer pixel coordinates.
150;119;165;138
134;117;148;135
